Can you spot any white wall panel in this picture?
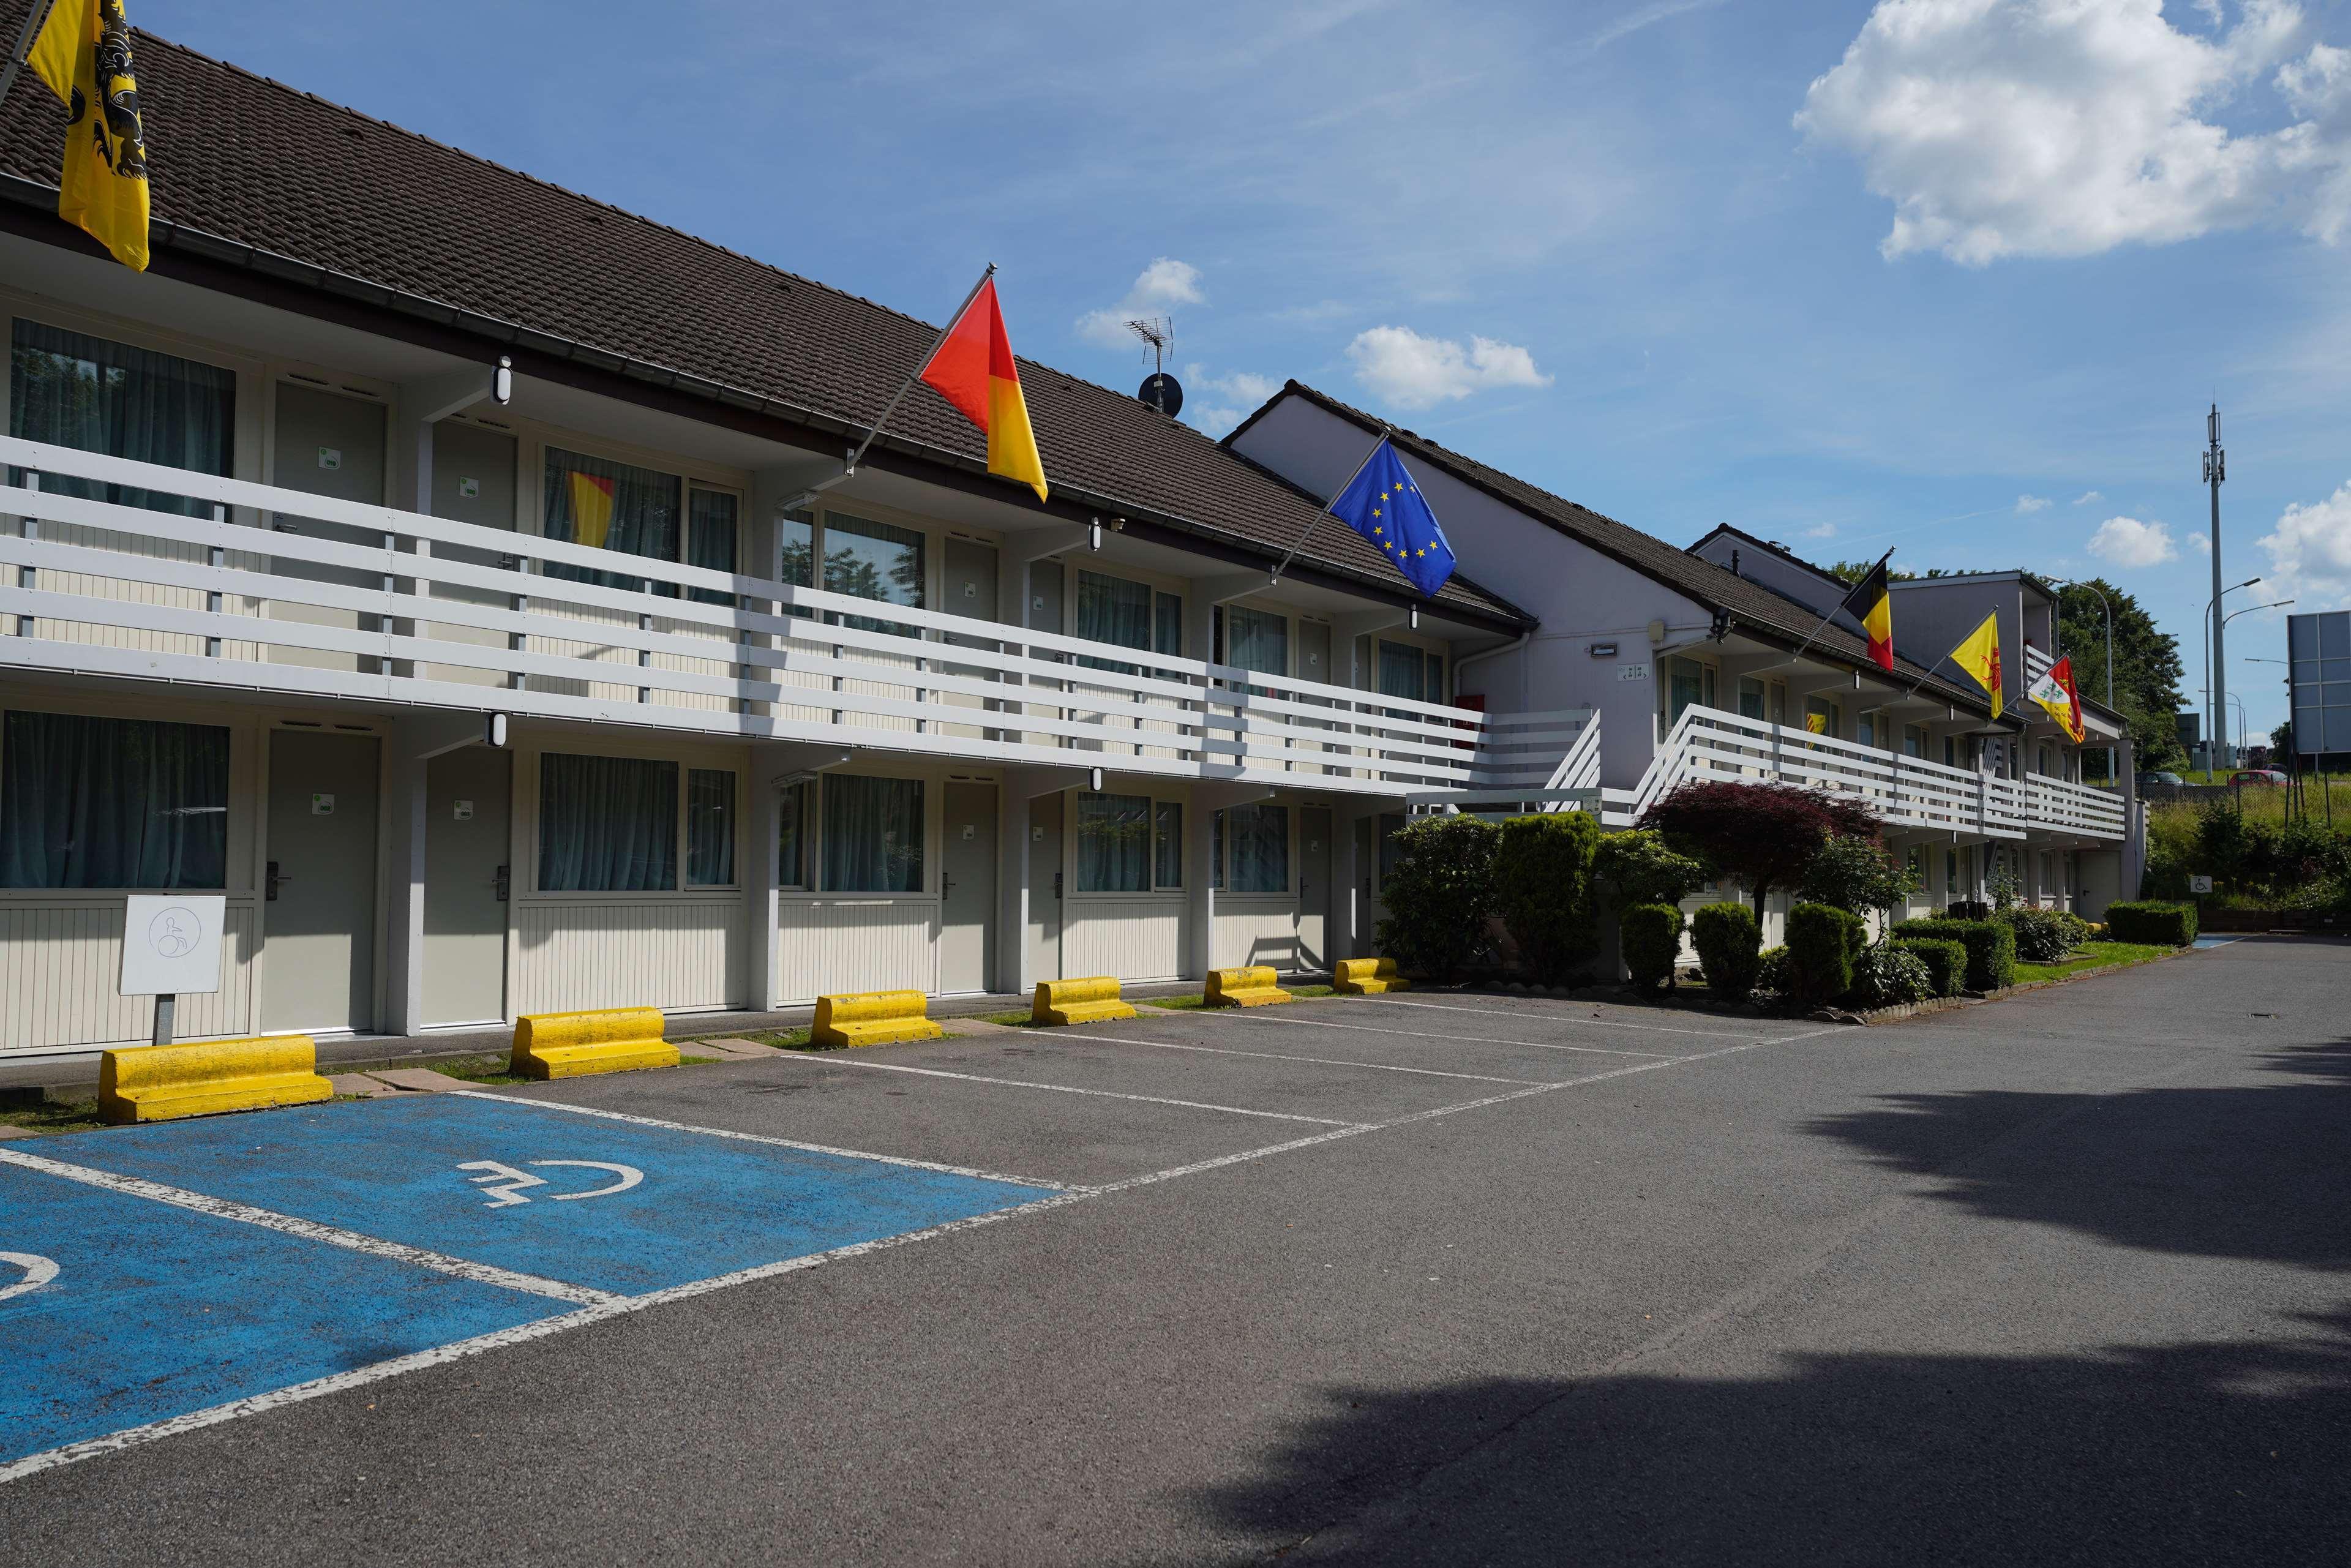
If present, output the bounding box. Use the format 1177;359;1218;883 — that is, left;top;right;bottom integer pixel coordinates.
1213;898;1305;972
0;899;258;1049
513;898;741;1014
776;899;937;1001
1065;896;1187;981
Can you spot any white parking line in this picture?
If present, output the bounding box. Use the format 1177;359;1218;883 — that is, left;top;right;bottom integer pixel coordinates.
1051;1033;1553;1086
0;1023;1842;1487
1218;1008;1676;1057
1344;995;1780;1041
0;1146;613;1307
448;1090;1065;1190
770;1052;1359;1127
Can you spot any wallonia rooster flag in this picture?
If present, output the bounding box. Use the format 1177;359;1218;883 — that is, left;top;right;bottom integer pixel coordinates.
23;0;151;271
918;273;1048;502
2027;655;2088;743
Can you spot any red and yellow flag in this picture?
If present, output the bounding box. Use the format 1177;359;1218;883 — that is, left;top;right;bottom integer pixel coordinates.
918;277;1048;502
1950;612;2003;719
26;0;151;271
566;471;616;549
2027;655;2088;743
1838;552;1894;672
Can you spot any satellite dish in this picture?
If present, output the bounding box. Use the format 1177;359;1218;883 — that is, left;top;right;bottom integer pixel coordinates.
1138;372;1183;416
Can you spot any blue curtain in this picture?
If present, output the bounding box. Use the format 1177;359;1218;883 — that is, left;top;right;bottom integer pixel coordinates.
1076;792;1150;892
686;768;735;886
822;775;923;893
1228;803;1289;894
538;753;676;891
0;711;228;888
9;319;233;517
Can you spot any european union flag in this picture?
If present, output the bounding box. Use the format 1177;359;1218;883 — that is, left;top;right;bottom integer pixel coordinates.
1328;437;1456;598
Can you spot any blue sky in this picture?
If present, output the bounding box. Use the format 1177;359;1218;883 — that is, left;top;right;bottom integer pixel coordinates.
135;1;2351;742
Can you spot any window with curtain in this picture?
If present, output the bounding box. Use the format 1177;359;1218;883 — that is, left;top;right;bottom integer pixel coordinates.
1737;677;1766;720
823;511;924;635
538;753;677;891
1378;640;1426;703
1377;813;1405;889
1805;696;1839;738
1154;802;1183;889
1858;710;1878;748
1669;658;1709;725
1905;724;1928;759
1154;593;1183;658
9;320;234;516
778;781;809;888
1226;606;1289;683
686;768;735;886
1076;792;1150;892
822;774;923;893
1427;652;1446;704
1228;802;1289;894
1;711;228;888
1211;809;1224;890
542;448;681;593
1076;570;1153;673
684;489;738;607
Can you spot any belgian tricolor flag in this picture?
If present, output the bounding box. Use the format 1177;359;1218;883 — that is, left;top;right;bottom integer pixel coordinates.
1840;550;1895;672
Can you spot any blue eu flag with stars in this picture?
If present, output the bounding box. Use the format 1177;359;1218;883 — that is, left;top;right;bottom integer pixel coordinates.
1328;437;1456;598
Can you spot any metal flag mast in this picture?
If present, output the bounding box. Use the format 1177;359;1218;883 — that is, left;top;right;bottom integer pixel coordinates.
784;263;996;512
0;0;63;106
1270;424;1393;588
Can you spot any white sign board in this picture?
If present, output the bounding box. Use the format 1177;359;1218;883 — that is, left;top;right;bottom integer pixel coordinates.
2188;875;2214;895
119;895;227;997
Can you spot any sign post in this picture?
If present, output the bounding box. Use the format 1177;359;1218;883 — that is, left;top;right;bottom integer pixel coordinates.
119;895;227;1048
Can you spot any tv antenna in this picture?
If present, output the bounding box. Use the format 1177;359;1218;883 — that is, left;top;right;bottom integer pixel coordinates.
1127;318;1182;416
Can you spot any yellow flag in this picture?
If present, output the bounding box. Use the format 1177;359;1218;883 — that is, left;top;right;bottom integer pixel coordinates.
1949;612;2003;719
26;0;151;271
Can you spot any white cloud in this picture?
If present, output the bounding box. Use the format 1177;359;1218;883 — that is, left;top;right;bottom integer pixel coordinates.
1076;258;1207;348
2087;514;2181;568
1801;522;1838;539
1344;325;1552;410
1796;1;2351;264
2258;478;2351;607
2016;493;2052;513
2073;490;2105;506
1177;366;1283;437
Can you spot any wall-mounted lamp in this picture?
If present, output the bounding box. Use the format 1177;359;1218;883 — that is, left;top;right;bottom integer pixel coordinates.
493;354;513;406
1088;518;1102;551
1408;606;1420;631
483;712;509;748
1087;767;1104;792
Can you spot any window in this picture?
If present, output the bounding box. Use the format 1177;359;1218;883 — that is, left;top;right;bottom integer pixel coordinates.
1155;592;1184;663
543;448;681;592
1076;571;1180;673
778;781;810;888
1226;802;1289;894
9;320;233;517
1769;683;1787;726
1668;658;1715;724
1904;724;1928;759
1805;696;1839;738
822;775;923;893
539;754;677;891
1153;802;1183;890
1378;640;1427;703
1;711;228;888
1944;735;1959;768
1378;812;1406;888
823;511;924;634
1224;605;1288;681
684;489;739;607
1737;677;1767;721
686;768;735;886
1427;651;1446;703
1857;710;1878;748
1076;791;1152;893
1211;809;1224;891
778;509;815;588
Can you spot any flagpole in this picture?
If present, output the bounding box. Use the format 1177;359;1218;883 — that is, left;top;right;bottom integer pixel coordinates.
786;262;995;511
0;0;64;106
1270;425;1391;586
1771;547;1894;673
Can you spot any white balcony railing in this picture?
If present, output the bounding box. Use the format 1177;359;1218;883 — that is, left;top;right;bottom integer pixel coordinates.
1598;705;2125;840
0;437;1568;797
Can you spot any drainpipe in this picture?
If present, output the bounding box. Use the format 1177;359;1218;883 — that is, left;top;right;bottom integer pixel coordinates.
1450;630;1531;707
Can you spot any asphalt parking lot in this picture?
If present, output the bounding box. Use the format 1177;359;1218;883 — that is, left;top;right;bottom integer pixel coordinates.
5;937;2349;1565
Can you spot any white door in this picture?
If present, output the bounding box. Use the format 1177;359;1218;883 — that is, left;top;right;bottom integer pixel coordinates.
939;782;997;993
263;730;380;1034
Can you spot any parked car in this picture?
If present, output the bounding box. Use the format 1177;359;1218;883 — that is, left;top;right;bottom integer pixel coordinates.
2230;770;2289;787
2137;771;2185;788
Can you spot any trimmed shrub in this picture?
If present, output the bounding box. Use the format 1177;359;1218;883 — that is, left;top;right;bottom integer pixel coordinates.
2002;906;2091;964
1595;828;1708;910
2105;900;2199;946
1755;945;1788;996
1494;812;1603;985
1785;902;1864;1005
1690;901;1762;1001
1891;918;2017;992
1796;835;1919;923
1376;815;1501;981
1946;899;1992;921
1851;944;1933;1008
1892;936;1967;999
1620;904;1684;993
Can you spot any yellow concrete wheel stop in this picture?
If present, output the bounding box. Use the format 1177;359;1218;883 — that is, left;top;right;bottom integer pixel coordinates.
1334;958;1411;995
99;1036;334;1123
1205;967;1292;1007
1032;976;1138;1026
812;990;944;1048
511;1007;678;1080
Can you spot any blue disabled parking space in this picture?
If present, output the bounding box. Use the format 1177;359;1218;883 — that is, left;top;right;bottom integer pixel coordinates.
0;1160;564;1468
48;1093;1056;1298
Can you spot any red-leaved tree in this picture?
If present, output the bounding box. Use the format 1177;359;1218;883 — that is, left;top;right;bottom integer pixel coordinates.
1637;781;1880;913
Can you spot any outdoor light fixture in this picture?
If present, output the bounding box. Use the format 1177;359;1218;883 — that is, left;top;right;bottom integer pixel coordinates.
1088;519;1101;551
1409;606;1420;631
492;354;512;406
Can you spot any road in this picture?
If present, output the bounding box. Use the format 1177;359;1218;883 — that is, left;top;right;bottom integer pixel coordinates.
4;936;2346;1564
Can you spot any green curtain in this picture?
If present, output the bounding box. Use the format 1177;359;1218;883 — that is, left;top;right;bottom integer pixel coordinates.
1228;802;1289;893
538;753;676;891
1076;792;1150;892
9;320;233;517
1378;640;1425;702
823;775;923;893
0;711;228;888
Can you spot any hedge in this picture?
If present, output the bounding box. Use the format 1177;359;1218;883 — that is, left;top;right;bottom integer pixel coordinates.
1621;904;1684;992
1495;812;1602;985
1786;902;1864;1005
1891;936;1968;999
2002;906;2090;964
1376;814;1501;980
1690;901;1762;1001
2104;900;2199;946
1851;944;1933;1008
1892;917;2017;992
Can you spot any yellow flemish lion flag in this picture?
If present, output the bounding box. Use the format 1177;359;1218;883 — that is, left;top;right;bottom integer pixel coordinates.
24;0;151;271
1949;612;2003;719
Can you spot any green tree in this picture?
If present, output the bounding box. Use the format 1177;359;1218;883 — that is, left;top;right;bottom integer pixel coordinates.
2055;577;2186;776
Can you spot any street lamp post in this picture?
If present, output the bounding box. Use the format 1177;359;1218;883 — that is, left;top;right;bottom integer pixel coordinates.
2213;601;2293;765
2049;578;2116;782
2202;577;2260;772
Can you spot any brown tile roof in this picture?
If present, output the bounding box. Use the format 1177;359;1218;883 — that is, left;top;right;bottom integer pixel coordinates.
1242;382;2007;718
0;10;1528;626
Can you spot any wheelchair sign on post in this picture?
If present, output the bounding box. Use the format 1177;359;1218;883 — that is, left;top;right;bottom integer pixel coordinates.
118;894;227;1047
